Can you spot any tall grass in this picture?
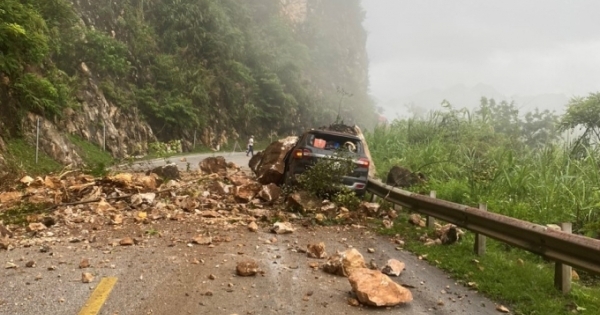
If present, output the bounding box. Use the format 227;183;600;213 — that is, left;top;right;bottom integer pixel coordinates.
367;107;600;237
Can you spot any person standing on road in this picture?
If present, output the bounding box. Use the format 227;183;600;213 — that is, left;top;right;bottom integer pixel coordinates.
246;135;255;157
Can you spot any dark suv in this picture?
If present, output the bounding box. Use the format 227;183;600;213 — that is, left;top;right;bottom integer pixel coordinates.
282;129;370;195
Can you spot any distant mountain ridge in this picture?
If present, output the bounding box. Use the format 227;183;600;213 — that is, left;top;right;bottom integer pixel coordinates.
380;83;570;119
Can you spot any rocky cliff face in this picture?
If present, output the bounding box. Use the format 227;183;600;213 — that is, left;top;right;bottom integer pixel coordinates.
17;63;155;168
280;0;309;23
61;63;155;159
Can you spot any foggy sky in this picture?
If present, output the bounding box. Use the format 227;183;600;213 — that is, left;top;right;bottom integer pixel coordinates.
361;0;600;115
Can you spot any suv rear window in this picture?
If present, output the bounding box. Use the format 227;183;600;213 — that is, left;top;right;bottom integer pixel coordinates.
306;133;362;153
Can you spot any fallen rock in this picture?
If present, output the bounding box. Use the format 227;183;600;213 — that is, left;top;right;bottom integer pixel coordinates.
307;242;327;259
347;297;360;307
496;305;510;313
0;223;13;238
381;259;405;277
199;156;228;175
79;258;90;269
119;237;134;246
27;223;47;232
358;202;381;215
207;180;228;195
25;260;35;268
234;182;263;203
0;191;23;204
0;237;11;250
386;165;426;188
5;262;17;269
136;174;159;190
248;222;258;232
82;272;95;283
257;183;282;203
250;136;298;185
408;214;425;227
434;224;464;245
323;248;367;277
348;268;413;307
287;191;321;212
150;163;180;180
192;235;212;245
248;152;264;174
131;192;156;207
236;259;259;276
270;221;295;234
20;175;35;186
227;173;251;186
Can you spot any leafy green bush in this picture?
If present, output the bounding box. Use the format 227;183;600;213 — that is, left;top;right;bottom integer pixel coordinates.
367;97;600;232
292;151;361;209
78;30;131;76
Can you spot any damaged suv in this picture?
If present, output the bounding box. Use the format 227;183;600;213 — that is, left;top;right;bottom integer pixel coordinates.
282;129;370;195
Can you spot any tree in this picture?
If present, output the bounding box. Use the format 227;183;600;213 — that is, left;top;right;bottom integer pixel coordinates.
560;93;600;146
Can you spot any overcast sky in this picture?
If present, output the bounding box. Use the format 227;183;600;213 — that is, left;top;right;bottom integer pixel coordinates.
361;0;600;113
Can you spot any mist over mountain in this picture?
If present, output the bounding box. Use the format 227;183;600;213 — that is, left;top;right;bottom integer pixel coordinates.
378;83;570;120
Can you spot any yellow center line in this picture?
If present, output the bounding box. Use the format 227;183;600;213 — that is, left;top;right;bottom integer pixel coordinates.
78;277;118;315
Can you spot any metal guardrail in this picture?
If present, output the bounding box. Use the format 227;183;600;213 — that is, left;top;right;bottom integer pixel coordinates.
366;178;600;275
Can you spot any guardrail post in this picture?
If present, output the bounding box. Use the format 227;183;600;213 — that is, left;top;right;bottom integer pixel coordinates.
554;222;572;294
426;191;436;229
369;192;377;203
474;203;487;256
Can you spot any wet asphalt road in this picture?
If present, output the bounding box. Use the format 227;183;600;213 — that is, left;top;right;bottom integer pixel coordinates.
119;152;252;173
0;222;502;315
1;153;506;315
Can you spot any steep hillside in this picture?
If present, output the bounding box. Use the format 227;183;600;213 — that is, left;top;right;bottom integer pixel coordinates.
0;0;374;174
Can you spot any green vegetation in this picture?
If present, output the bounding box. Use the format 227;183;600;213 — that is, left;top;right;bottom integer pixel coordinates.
379;213;600;315
0;202;52;226
1;0;374;147
367;95;600;314
368;97;599;236
4;139;62;177
67;134;114;176
290;150;361;209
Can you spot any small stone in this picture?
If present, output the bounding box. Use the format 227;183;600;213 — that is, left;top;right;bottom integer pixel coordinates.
25;261;35;268
119;237;134;246
82;272;94;283
208;274;216;280
236;259;259;276
367;248;375;253
79;258;90;269
496;305;510;313
307;242;327;259
27;223;47;232
248;222;258;232
381;259;405;277
5;262;17;269
347;298;360;307
192;235;212;245
270;221;295;234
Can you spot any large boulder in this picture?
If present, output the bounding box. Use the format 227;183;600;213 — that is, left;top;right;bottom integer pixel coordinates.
249;136;298;185
199;156;228;175
386;165;426;188
348;268;413;306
